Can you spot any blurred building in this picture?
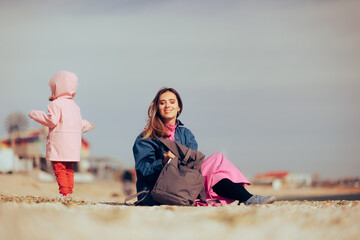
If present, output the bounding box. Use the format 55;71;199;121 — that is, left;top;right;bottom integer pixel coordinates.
87;156;125;181
252;171;313;189
0;127;93;182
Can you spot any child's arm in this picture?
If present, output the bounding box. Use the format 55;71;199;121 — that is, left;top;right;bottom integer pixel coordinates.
29;102;60;128
82;120;94;133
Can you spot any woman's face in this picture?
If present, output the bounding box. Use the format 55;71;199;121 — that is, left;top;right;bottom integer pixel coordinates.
158;91;180;124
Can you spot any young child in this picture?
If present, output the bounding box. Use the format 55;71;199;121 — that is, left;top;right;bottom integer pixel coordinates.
29;70;94;201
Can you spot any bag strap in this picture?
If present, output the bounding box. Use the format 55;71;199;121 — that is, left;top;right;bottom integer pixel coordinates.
159;138;181;157
124;190;149;205
159;138;192;164
199;187;207;201
183;148;192;164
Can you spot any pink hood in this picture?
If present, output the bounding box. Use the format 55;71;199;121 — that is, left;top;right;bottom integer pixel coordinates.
49;71;78;99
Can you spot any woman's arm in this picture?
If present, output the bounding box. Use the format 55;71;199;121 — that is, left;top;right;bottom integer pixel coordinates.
185;128;198;151
29;102;60;128
133;138;164;181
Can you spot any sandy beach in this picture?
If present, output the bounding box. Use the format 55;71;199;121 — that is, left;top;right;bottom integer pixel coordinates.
1;173;359;240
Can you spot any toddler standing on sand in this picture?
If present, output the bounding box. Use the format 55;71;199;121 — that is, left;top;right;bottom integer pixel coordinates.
29;71;94;201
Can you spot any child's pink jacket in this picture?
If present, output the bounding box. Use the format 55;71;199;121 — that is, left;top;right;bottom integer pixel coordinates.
29;71;93;162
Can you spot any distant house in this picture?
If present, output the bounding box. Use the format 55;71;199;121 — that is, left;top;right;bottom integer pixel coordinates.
0;127;91;175
87;156;125;181
253;171;312;189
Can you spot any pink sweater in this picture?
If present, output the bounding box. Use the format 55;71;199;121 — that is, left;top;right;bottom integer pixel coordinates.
164;123;177;141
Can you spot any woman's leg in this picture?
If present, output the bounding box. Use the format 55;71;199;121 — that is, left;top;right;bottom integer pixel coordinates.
52;161;68;196
212;178;252;203
201;153;250;204
202;153;275;205
213;178;276;205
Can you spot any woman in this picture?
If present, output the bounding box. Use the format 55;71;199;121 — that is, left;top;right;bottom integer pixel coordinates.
133;87;275;206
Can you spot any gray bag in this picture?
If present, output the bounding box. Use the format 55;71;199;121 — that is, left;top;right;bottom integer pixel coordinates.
150;138;206;206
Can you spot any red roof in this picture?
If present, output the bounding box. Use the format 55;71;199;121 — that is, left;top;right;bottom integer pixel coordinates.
254;171;289;179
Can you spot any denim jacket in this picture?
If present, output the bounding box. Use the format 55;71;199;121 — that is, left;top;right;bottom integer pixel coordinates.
132;120;198;205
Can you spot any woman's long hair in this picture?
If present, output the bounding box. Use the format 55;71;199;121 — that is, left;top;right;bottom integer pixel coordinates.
142;87;183;139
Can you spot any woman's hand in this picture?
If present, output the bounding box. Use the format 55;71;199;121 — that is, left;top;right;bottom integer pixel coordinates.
163;150;175;165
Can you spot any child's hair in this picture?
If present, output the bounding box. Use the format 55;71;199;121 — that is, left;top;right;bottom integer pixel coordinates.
142;87;183;139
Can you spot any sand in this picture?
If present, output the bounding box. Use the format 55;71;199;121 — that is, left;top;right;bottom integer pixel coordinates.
1;173;359;240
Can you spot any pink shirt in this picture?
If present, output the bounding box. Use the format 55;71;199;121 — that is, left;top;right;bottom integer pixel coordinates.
164;123;177;141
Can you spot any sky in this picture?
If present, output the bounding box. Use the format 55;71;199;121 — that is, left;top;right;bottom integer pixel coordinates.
0;0;359;179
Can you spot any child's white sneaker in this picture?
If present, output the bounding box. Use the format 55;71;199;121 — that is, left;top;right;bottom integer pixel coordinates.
56;194;66;201
65;194;72;201
56;194;72;202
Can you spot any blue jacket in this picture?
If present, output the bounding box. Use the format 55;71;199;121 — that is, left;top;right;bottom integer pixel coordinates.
132;120;198;205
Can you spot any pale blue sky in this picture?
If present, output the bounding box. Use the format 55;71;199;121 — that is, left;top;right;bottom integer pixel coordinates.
1;0;359;179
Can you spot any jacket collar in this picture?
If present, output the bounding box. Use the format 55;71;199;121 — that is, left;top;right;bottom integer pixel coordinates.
176;119;184;126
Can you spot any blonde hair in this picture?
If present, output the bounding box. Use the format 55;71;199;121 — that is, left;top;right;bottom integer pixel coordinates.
142;87;183;139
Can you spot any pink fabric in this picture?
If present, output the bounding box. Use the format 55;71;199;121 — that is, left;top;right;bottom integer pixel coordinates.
198;152;250;206
29;71;93;162
164;123;177;141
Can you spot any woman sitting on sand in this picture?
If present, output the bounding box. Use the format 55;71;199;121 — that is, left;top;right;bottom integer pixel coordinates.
133;87;275;206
